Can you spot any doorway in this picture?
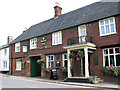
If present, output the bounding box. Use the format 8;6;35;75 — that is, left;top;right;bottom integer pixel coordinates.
30;56;41;77
81;55;90;76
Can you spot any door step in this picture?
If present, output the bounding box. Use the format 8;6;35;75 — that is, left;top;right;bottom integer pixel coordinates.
64;77;92;83
64;76;103;84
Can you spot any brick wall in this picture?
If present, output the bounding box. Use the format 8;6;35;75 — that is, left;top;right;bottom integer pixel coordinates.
9;15;120;81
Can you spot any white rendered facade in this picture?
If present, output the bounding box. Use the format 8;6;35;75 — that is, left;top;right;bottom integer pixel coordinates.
0;46;9;71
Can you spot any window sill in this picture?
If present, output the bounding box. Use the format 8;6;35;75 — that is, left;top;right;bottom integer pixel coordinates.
30;48;37;50
15;51;20;53
15;69;21;71
52;43;62;46
100;32;117;37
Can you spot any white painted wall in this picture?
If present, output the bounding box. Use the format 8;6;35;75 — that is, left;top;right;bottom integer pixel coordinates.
0;50;2;71
0;47;9;71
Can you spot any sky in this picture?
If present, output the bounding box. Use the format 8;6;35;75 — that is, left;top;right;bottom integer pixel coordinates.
0;0;101;46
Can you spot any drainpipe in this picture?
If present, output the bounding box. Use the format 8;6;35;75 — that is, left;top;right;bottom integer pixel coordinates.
10;45;13;75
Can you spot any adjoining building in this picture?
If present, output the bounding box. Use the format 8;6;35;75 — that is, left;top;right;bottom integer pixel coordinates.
9;1;120;83
0;36;13;73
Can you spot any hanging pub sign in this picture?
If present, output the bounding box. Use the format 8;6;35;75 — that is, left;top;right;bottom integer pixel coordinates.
23;46;27;52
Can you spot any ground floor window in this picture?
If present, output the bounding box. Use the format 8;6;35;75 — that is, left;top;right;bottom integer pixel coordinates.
62;53;68;68
103;47;120;67
16;59;21;71
3;61;7;69
46;55;54;68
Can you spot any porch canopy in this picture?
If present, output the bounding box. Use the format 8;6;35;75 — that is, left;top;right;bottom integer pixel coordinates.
63;42;96;78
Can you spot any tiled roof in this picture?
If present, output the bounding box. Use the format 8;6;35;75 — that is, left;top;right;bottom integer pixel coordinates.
10;1;120;44
0;44;9;49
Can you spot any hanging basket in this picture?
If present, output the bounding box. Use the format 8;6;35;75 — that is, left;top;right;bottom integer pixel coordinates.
37;59;44;64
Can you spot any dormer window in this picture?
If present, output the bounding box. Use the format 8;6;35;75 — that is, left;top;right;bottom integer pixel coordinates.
30;38;37;49
15;42;20;52
99;17;116;36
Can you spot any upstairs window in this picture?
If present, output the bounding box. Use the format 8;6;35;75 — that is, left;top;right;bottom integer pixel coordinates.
15;42;20;52
30;38;37;49
4;48;7;56
78;25;87;43
78;25;86;37
52;31;62;45
99;17;116;36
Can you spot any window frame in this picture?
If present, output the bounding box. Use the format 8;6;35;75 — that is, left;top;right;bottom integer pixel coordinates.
103;47;120;67
15;42;20;52
16;59;21;71
62;53;68;67
78;25;87;37
22;45;27;52
46;55;54;68
99;17;116;36
52;31;62;45
3;61;7;69
30;38;37;50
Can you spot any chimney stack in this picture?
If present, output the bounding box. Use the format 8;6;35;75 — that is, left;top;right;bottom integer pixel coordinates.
8;36;13;44
54;2;62;18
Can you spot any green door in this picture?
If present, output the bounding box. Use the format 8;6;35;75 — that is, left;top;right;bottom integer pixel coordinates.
31;59;39;77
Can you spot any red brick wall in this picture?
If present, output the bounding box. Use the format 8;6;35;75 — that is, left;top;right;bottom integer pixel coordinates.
9;15;120;81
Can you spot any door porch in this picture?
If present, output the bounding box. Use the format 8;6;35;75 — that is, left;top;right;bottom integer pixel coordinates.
63;36;96;78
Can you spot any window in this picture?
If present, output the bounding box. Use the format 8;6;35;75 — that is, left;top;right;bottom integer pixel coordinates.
62;53;68;68
46;55;54;68
30;38;37;49
3;61;7;69
78;25;86;43
99;17;116;36
15;42;20;52
16;59;21;71
23;46;27;52
78;25;86;36
4;48;7;56
52;31;62;45
103;47;120;67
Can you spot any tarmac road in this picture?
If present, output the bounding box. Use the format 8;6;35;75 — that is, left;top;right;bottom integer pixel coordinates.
0;74;111;90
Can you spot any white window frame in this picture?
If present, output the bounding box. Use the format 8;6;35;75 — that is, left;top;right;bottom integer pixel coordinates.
23;45;27;52
78;25;87;37
4;48;7;56
52;31;62;45
3;61;7;69
30;38;37;49
103;47;120;67
46;55;54;68
16;59;21;71
99;17;116;36
62;53;68;67
78;25;87;43
15;42;20;52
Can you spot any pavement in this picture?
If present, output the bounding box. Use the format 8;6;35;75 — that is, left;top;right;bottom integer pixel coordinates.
0;73;119;89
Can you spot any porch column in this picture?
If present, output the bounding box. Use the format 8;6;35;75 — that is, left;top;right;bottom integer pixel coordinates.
67;49;72;78
84;47;89;77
